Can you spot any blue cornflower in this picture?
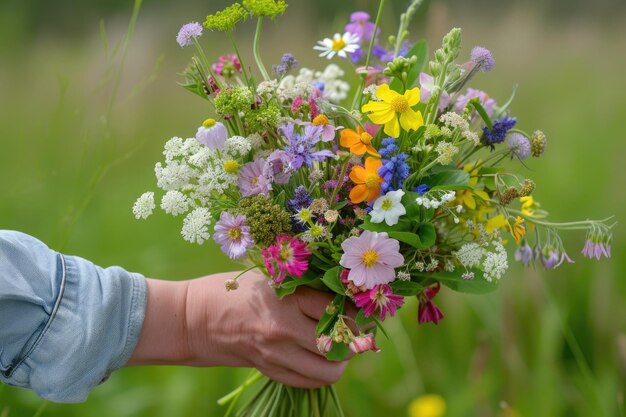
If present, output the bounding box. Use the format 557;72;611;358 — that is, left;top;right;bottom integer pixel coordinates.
280;123;336;170
482;116;517;148
414;184;431;195
377;138;409;193
288;185;312;212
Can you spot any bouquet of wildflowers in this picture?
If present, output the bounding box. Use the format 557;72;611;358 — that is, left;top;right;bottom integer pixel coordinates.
132;0;614;415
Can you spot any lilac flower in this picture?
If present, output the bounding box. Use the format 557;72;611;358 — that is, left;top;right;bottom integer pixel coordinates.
419;73;451;110
378;138;409;194
273;53;299;76
238;159;272;197
213;212;254;259
507;133;531;160
541;247;574;269
280;123;336;170
264;150;294;185
482;117;517;148
455;88;497;116
581;239;611;260
470;46;496;72
288;185;313;212
339;230;404;289
345;11;378;44
196;119;227;148
515;242;534;266
354;284;405;320
176;22;203;48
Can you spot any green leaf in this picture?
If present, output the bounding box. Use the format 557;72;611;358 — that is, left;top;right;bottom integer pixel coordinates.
273;190;286;207
434;270;498;294
316;294;345;336
388;223;435;249
469;98;493;131
274;273;319;299
370;316;389;340
417;223;436;248
331;201;348;210
389;39;429;91
390;280;424;296
321;266;346;295
423;168;470;190
355;309;375;327
326;342;351;362
361;217;412;233
388;231;423;248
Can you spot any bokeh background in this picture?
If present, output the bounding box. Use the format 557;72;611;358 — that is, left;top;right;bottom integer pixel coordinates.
1;0;625;416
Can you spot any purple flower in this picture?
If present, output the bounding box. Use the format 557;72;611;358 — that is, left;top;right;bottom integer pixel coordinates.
414;184;431;195
378;138;409;194
288;185;313;212
507;133;531;160
238;159;272;197
470;46;496;72
264;150;294;185
345;11;378;44
419;73;451;110
455;88;497;116
581;239;611;260
339;230;404;289
541;247;574;269
213;212;254;259
515;242;534;266
354;284;405;320
280;123;336;170
176;22;203;48
482;117;517;148
273;53;299;76
196;119;227;148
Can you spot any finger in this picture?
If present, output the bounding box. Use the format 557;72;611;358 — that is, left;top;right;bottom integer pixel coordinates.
295;287;335;320
275;346;348;385
292;316;326;356
260;365;332;389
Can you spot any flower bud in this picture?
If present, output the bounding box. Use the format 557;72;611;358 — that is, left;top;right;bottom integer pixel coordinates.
531;130;547;157
224;279;239;291
348;333;381;354
316;335;333;354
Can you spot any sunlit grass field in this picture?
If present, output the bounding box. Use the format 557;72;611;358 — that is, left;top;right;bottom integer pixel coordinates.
1;1;624;416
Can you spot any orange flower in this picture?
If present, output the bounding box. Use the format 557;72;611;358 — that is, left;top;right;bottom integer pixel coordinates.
340;127;380;157
349;158;383;204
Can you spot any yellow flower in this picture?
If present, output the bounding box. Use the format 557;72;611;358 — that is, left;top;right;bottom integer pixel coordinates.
408;394;446;417
512;216;526;244
520;196;539;217
362;84;423;138
485;214;508;234
348;157;383;204
455;163;490;210
340;126;380;157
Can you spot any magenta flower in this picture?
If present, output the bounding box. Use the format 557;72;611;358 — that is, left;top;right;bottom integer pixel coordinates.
339;231;404;289
212;54;241;77
176;22;203;48
345;11;379;44
354;284;404;320
455;88;497;117
582;239;611;260
349;333;380;354
238;159;272;197
418;283;444;325
262;234;311;284
213;212;254;259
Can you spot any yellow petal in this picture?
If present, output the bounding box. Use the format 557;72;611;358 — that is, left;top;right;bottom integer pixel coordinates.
404;87;421;106
473;190;490;202
384;116;400;138
350;185;369;204
365;108;395;125
485;214;508;234
362;101;391;113
349;165;366;183
375;84;397;102
364;157;382;172
399;109;424;131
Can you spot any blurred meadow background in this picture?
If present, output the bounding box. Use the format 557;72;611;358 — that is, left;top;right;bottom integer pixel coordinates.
1;0;625;416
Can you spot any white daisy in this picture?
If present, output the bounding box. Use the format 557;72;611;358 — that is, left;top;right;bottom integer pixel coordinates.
369;190;406;226
313;32;360;59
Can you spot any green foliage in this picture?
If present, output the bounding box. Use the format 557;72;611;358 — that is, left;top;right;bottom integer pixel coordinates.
242;0;288;18
316;294;344;336
204;3;248;32
422;167;470;190
389;39;429;92
321;266;345;295
432;270;498;294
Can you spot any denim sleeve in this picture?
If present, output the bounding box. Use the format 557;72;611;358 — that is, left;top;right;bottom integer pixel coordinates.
0;230;147;403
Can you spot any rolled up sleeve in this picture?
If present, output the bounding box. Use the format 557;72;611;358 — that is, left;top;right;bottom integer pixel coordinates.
0;230;147;403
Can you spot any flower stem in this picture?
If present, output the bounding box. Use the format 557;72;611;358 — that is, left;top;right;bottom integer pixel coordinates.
217;369;264;406
227;30;251;85
253;17;270;81
351;0;386;111
393;0;424;58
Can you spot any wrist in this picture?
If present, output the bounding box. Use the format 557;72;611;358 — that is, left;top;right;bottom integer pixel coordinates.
127;278;191;366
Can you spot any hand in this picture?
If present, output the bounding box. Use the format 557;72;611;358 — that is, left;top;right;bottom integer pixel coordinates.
128;270;350;388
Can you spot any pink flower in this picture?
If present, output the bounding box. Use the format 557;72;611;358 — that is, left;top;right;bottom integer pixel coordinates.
213;212;254;259
212;54;241;77
349;333;380;354
262;234;311;284
238;159;272;197
316;335;333;354
581;239;611;260
418;283;445;325
455;88;497;117
419;72;451;110
339;231;404;289
354;284;404;320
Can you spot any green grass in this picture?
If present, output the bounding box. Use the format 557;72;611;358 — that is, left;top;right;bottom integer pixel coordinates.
0;3;624;417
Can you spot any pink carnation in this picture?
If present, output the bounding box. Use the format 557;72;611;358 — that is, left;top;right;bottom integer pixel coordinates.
354;284;404;320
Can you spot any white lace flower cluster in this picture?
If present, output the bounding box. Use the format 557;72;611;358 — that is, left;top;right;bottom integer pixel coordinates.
132;135;252;244
439;112;480;145
277;64;350;103
454;239;509;282
415;190;455;209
